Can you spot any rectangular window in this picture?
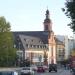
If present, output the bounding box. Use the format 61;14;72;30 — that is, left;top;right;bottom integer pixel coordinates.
45;25;48;30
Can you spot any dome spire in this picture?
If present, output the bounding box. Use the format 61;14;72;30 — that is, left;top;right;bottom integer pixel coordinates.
46;8;50;19
43;9;52;31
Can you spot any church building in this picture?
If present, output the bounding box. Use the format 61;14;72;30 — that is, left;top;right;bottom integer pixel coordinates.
13;9;65;65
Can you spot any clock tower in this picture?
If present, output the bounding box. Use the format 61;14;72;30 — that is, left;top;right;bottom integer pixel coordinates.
43;9;57;65
43;9;52;31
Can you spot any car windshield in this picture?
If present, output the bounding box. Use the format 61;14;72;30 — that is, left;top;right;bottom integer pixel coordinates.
23;67;30;70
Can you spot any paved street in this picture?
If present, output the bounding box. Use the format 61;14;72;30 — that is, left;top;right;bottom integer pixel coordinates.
0;67;71;75
35;69;71;75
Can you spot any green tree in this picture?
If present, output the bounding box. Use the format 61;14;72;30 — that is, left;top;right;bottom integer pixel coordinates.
0;16;16;67
62;0;75;31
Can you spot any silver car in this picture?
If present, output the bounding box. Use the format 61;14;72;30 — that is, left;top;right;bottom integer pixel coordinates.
21;67;34;75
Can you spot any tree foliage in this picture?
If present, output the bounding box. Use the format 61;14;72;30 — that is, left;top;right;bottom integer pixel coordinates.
0;16;16;67
62;0;75;31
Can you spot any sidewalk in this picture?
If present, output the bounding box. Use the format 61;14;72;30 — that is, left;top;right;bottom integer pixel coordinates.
60;70;71;75
57;68;63;73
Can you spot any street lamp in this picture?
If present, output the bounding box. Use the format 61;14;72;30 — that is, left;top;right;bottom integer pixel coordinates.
19;42;21;50
17;42;21;67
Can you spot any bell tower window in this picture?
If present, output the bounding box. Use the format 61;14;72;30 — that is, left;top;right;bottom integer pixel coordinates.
45;25;48;31
43;9;52;31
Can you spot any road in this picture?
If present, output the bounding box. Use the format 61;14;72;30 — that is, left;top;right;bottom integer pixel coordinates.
35;69;71;75
0;67;71;75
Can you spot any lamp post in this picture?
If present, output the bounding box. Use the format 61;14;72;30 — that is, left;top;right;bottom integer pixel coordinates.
18;42;21;67
19;42;21;50
13;44;16;66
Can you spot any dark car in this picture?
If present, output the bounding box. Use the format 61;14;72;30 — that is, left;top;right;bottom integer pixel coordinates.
71;68;75;75
37;66;45;72
48;64;57;72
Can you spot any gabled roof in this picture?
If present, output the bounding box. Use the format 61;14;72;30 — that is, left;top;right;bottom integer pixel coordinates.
55;38;64;45
55;35;64;45
56;35;65;42
13;31;50;44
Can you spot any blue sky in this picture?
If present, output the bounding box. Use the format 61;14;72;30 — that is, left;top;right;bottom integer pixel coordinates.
0;0;73;37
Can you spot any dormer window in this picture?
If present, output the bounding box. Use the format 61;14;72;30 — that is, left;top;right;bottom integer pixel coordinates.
39;40;42;43
31;40;33;42
33;45;36;48
30;45;33;48
26;44;28;47
24;38;26;41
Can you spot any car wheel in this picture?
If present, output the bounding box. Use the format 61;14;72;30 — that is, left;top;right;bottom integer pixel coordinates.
49;70;51;72
55;70;57;72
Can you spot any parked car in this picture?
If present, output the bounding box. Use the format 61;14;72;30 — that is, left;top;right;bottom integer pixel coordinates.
21;67;34;75
48;64;57;72
0;71;18;75
70;68;75;75
37;66;45;73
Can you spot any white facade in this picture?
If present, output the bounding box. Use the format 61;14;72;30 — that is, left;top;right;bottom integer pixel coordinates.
48;45;52;64
68;39;73;53
64;36;69;59
56;35;71;60
68;34;75;55
25;50;44;62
